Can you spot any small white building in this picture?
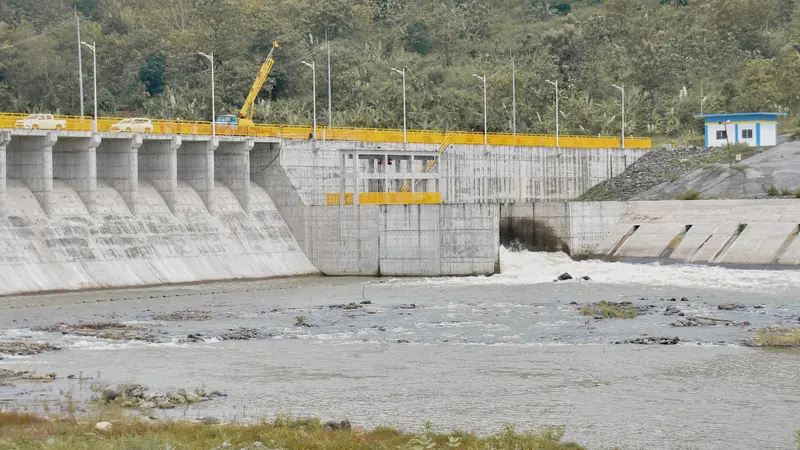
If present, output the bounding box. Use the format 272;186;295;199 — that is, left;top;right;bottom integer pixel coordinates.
696;112;786;147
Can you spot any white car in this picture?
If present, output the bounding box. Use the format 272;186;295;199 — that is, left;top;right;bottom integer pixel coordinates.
110;118;154;133
14;114;67;130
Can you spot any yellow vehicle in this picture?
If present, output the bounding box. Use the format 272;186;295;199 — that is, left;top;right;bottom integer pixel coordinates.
237;42;279;128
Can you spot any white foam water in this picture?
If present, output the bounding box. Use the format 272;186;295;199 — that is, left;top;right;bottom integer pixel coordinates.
395;247;800;293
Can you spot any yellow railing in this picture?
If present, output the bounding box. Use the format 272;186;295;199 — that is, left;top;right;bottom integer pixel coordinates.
326;192;442;205
0;112;652;149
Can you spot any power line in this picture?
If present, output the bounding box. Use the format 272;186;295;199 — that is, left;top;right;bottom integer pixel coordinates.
0;19;75;51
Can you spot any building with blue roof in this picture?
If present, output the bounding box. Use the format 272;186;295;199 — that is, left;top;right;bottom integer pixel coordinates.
695;112;787;148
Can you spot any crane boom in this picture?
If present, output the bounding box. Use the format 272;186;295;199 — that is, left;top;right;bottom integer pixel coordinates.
238;41;279;126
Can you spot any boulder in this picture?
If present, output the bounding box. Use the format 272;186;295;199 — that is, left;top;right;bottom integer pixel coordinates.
557;273;573;281
94;421;113;433
718;303;746;311
102;388;121;402
680;297;690;302
664;305;681;316
581;276;591;281
156;401;175;409
199;416;220;425
339;419;352;431
139;401;156;410
185;392;202;403
139;417;156;426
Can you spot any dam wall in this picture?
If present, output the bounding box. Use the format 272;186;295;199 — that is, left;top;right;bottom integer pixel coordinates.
0;130;316;296
507;200;800;268
281;140;646;205
252;141;498;276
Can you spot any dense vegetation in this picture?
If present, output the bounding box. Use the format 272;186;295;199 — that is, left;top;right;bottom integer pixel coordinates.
2;0;800;142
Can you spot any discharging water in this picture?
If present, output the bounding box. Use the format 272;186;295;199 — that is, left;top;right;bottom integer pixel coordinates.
1;248;800;449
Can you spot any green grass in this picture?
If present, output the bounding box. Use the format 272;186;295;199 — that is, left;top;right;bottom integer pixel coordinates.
782;188;794;197
729;164;749;171
676;190;701;200
795;189;800;199
752;327;800;348
579;302;638;319
0;411;583;450
767;185;780;196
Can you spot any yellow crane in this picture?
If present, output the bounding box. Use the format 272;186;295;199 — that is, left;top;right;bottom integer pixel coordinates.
237;41;279;128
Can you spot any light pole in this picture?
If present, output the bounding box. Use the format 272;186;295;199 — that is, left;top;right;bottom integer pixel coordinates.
546;79;559;148
613;84;625;148
391;67;407;147
198;52;215;137
511;53;517;143
76;10;84;120
302;61;317;140
473;74;488;149
81;41;97;133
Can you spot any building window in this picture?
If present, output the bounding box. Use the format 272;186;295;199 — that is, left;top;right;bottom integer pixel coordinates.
716;130;727;140
742;129;753;139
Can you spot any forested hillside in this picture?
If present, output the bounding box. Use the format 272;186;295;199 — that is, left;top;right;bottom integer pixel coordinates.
1;0;799;142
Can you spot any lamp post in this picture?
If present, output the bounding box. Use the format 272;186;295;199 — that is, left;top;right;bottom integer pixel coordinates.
198;52;215;137
80;41;97;133
302;61;317;140
473;74;488;149
76;10;84;120
545;79;559;148
613;84;625;148
391;67;407;148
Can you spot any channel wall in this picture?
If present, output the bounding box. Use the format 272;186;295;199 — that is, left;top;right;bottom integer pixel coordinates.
503;200;800;268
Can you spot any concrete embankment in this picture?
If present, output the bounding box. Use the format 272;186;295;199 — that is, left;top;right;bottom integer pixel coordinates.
504;200;800;268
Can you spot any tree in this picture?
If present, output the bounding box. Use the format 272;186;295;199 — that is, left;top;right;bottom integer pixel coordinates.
139;53;166;96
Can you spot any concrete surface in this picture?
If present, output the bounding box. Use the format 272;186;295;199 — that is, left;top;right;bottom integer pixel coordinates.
281;140;645;205
635;141;800;200
591;200;800;267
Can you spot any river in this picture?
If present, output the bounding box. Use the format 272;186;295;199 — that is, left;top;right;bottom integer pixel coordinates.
1;249;799;449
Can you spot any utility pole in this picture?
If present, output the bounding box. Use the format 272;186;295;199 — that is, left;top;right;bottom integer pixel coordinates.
473;74;488;150
198;52;215;137
81;41;97;132
391;68;407;148
302;61;317;140
76;8;85;119
511;51;517;144
546;79;559;148
326;29;333;130
613;84;625;148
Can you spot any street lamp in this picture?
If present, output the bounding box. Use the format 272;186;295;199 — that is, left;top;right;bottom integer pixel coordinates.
302;61;317;140
198;52;215;137
473;74;487;149
613;84;625;148
81;41;97;133
391;67;407;147
545;79;559;148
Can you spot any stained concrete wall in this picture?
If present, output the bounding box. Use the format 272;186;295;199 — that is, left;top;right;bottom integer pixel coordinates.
280;140;645;205
306;204;498;276
138;137;179;212
97;135;141;214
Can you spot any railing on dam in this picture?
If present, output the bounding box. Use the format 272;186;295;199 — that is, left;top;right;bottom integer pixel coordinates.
0;113;652;149
326;192;442;205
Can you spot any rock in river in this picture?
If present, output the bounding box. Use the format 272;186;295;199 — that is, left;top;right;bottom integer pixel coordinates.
618;336;681;345
557;273;573;281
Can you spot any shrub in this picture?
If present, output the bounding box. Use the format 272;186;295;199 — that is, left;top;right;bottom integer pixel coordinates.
579;302;638;319
781;188;793;197
751;327;800;348
767;186;780;196
729;164;748;171
794;189;800;199
676;190;701;200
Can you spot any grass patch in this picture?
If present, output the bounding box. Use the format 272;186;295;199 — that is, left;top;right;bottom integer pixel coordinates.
676;190;701;200
0;412;584;450
752;327;800;348
729;164;748;171
579;301;638;319
767;185;780;196
795;189;800;199
782;188;793;197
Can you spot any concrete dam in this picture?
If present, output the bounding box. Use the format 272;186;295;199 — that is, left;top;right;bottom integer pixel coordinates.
0;129;647;295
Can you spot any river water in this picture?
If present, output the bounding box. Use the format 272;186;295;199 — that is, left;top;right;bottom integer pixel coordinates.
1;249;799;449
